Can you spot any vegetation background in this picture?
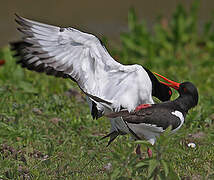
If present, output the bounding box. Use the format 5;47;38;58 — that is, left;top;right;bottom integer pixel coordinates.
0;0;214;179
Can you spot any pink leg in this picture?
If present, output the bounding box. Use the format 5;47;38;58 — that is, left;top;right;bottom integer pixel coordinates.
147;148;152;158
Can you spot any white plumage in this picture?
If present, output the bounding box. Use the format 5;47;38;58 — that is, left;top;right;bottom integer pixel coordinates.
171;110;184;132
13;15;155;134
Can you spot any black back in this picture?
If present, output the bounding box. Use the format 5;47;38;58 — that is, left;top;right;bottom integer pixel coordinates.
122;102;183;130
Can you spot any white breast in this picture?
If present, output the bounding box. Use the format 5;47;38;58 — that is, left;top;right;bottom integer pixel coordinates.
171;110;184;133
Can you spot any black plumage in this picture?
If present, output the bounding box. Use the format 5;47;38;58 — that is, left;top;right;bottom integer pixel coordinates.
104;82;199;145
144;67;172;102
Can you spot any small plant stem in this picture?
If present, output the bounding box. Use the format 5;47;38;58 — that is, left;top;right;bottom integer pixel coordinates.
153;147;162;179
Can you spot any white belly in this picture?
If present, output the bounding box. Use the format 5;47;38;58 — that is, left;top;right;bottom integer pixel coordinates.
127;122;164;145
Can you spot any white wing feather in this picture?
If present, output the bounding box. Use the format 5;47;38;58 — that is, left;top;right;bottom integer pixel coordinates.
14;15;154;112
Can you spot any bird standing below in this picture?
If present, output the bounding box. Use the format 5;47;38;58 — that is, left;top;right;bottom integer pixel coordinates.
105;74;199;157
11;15;174;140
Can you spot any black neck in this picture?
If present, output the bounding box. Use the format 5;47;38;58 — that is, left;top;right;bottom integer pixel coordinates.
173;95;195;113
143;67;160;97
143;67;170;102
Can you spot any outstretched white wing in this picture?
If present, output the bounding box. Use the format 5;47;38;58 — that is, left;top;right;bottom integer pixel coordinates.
12;15;153;111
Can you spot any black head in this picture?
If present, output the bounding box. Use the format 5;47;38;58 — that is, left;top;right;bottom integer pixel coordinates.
143;68;173;102
153;72;198;110
178;82;199;108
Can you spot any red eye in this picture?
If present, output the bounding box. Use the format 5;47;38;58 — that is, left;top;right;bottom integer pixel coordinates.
169;90;172;95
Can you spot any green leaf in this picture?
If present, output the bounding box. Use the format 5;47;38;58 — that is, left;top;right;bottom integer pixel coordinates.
163;125;172;136
128;8;137;31
136;161;149;168
18;81;38;93
111;167;121;179
116;177;130;180
168;164;181;180
161;159;169;177
157;174;163;180
134;140;153;148
157;126;172;146
148;159;158;178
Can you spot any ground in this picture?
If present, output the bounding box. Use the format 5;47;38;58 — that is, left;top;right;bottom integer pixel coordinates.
0;4;214;178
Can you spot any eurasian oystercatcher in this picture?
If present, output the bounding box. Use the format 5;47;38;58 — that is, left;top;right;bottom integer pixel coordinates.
104;74;198;157
11;15;174;136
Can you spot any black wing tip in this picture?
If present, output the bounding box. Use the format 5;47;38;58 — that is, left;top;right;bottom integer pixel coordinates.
9;41;30;51
14;13;22;23
14;13;30;28
9;41;31;68
14;13;26;21
14;13;20;19
10;42;72;79
9;41;21;54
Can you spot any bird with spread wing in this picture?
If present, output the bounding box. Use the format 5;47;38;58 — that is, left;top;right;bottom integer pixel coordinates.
11;15;175;145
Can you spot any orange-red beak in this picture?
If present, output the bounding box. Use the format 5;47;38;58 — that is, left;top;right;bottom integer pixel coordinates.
153;72;180;90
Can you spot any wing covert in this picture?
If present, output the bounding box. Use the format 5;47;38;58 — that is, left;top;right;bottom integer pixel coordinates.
12;15;151;111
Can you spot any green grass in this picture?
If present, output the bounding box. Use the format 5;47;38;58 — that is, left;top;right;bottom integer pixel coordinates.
1;1;214;179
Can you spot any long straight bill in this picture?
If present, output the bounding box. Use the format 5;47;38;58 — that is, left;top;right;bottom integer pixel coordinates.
153;72;180;90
